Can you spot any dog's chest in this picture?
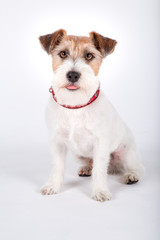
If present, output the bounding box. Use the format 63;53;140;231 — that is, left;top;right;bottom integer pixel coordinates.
57;110;95;156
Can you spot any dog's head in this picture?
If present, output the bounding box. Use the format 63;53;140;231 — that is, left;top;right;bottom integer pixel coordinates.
39;29;117;106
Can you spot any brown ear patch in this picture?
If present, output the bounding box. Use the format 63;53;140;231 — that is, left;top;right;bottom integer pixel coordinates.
39;29;66;54
89;32;117;57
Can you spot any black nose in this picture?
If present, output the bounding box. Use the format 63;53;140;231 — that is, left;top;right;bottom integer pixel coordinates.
67;71;81;83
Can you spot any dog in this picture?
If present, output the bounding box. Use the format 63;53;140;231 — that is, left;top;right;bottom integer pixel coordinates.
39;29;144;201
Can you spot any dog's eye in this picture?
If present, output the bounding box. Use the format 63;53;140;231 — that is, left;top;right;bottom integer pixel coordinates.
59;51;67;59
85;53;94;61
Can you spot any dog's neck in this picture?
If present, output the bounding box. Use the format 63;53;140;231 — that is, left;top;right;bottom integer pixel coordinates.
49;86;100;109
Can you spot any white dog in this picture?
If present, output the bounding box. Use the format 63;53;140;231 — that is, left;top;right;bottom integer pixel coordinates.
39;29;144;201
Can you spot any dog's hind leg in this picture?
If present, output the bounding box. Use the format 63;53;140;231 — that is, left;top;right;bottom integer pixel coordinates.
120;145;144;184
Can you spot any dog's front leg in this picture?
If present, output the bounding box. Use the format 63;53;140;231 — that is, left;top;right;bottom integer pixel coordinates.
41;141;67;195
92;140;112;202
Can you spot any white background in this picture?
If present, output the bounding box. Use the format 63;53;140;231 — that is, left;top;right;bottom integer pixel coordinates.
0;0;159;239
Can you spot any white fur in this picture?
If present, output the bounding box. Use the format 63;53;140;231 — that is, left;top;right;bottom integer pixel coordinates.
52;58;99;106
41;57;144;201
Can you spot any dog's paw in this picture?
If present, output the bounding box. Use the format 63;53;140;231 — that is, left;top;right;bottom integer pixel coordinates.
92;189;112;202
124;173;139;184
78;166;92;177
41;184;61;195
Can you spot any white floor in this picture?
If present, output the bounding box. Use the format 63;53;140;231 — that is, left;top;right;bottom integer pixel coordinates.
0;145;159;240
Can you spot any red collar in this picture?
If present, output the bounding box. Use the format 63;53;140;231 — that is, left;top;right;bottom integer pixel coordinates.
49;86;100;109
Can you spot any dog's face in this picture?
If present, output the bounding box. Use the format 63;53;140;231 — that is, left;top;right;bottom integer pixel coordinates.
39;29;117;106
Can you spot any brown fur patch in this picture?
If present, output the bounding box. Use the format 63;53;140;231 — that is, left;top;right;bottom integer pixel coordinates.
89;32;117;57
39;29;66;54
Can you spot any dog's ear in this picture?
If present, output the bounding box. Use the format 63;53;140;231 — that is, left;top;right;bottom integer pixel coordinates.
89;31;117;57
39;29;67;54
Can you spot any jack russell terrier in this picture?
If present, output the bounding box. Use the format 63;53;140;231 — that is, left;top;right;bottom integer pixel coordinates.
39;29;144;201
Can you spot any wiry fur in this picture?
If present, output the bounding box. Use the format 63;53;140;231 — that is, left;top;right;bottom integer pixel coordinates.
39;29;144;201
